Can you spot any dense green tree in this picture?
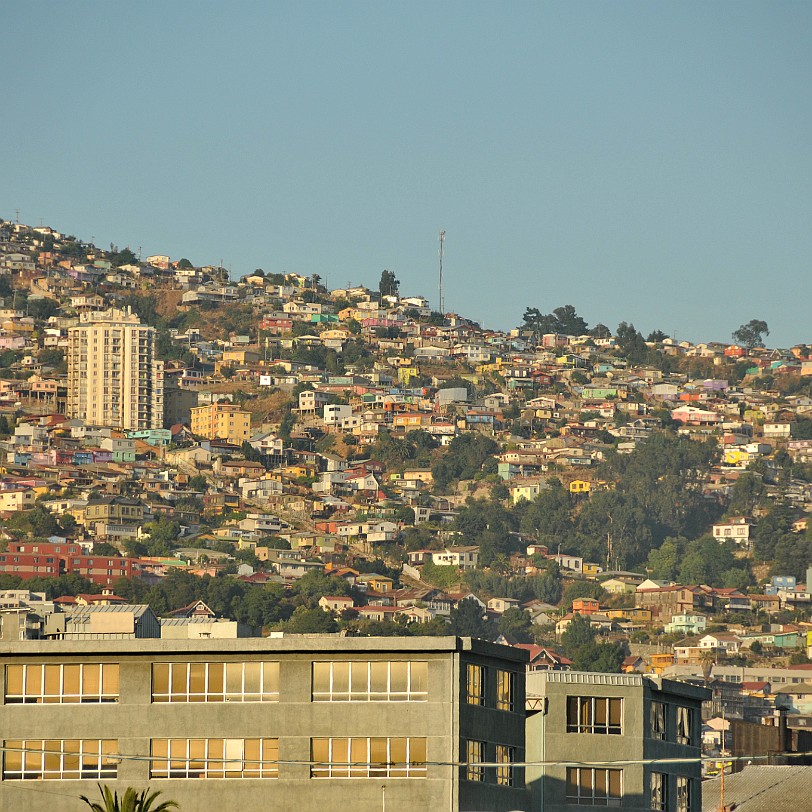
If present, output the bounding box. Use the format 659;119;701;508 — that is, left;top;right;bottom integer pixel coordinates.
378;270;400;298
646;537;686;581
727;472;766;516
497;607;534;643
432;434;498;489
560;614;595;655
572;641;625;673
448;599;494;640
282;606;338;633
732;319;769;349
561;580;605;607
615;322;649;364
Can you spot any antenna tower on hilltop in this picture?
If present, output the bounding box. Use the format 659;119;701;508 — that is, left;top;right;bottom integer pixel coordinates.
438;229;446;314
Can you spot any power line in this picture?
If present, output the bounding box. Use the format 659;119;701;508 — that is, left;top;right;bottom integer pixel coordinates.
2;741;812;770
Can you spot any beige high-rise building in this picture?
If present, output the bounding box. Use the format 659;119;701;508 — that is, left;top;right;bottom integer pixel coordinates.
67;307;164;430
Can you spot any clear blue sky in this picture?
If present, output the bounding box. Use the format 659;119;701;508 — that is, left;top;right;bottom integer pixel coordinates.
3;2;811;347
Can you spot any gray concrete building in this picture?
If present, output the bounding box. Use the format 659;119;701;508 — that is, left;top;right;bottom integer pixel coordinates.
0;635;527;812
526;671;708;812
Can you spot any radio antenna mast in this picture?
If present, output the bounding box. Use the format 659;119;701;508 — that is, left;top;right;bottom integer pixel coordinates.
438;230;445;314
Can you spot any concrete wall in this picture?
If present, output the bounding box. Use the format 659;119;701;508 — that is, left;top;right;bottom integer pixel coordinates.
0;636;527;812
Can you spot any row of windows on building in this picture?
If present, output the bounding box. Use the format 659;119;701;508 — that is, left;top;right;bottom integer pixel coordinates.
464;740;517;787
4;662;434;704
564;696;696;746
1;738;427;781
563;768;693;810
465;663;517;712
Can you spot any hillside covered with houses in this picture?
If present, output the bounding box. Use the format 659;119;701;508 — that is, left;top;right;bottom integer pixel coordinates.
1;215;812;740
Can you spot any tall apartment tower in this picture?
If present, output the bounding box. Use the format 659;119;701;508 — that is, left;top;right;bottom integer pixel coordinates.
67;307;164;430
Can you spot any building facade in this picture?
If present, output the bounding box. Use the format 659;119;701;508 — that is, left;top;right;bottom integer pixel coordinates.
526;671;708;812
0;636;527;812
190;402;251;444
67;307;164;430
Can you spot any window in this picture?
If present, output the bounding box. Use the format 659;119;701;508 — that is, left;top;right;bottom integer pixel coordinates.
5;664;119;704
676;706;694;746
466;663;485;706
566;767;622;806
312;661;427;701
3;739;117;780
650;772;668;811
152;662;278;702
676;775;691;812
566;697;622;734
310;737;427;778
496;670;515;712
495;744;515;787
150;738;277;778
465;740;485;782
651;701;667;741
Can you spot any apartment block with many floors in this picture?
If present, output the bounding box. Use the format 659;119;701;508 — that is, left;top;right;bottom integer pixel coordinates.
190;401;251;444
0;636;527;812
526;671;708;812
66;307;164;430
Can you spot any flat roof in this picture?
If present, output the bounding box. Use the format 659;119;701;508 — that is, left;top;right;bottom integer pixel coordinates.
0;635;529;661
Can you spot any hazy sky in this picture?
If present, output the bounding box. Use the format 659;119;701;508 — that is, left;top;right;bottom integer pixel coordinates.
3;2;810;346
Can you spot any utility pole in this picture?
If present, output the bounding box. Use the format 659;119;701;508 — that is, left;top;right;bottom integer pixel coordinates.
438;230;445;315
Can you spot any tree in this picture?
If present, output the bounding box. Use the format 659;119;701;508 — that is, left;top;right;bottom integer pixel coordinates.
522;305;588;338
615;322;649;364
448;599;494;640
497;607;534;643
282;606;338;634
732;319;769;349
572;641;625;673
176;258;194;269
560;614;595;656
80;784;178;812
647;329;668;342
378;269;400;298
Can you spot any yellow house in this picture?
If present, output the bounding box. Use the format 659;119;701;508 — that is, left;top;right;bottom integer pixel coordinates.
569;479;592;494
392;413;430;429
582;562;603;578
605;608;652;623
397;367;419;386
190;402;251;444
724;449;758;466
359;573;394;593
221;348;261;365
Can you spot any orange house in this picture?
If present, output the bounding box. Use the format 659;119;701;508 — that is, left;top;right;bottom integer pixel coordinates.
572;598;600;615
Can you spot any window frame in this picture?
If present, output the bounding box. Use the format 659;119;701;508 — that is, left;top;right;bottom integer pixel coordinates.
151;661;279;703
495;669;516;713
676;706;693;746
466;663;486;706
310;737;427;779
495;743;516;787
5;663;119;704
311;660;428;702
566;696;623;735
150;738;278;779
3;739;118;780
676;775;691;812
650;771;668;812
650;700;667;741
465;739;485;782
566;767;623;806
